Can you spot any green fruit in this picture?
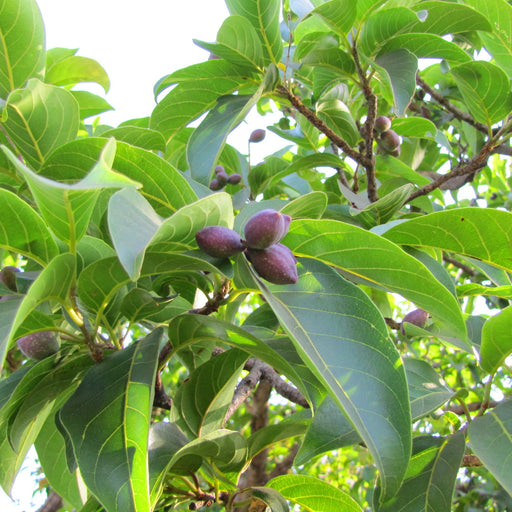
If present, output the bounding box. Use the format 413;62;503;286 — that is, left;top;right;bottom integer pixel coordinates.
249;129;266;143
400;309;429;335
246;244;298;285
17;331;60;360
0;266;20;292
227;173;242;185
375;116;392;133
244;209;291;250
196;226;245;258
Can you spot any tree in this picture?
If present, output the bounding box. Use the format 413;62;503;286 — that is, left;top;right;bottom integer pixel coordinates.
1;0;512;510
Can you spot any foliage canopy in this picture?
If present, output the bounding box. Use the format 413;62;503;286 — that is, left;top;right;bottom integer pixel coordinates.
1;0;512;510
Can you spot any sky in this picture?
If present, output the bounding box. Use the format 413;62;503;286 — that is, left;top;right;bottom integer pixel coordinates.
0;1;236;510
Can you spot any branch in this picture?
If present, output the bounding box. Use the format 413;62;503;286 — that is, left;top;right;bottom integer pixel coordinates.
153;373;172;410
352;42;379;202
442;254;478;277
36;491;63;512
269;444;300;479
188;279;230;315
445;401;499;416
461;454;483;468
276;84;368;167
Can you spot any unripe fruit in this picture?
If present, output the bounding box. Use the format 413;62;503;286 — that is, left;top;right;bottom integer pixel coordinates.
249;129;266;143
195;226;245;258
17;331;60;360
209;178;222;191
375;116;392;133
246;244;298;285
227;173;242;185
0;266;20;292
400;309;429;335
244;209;291;250
378;129;401;153
216;171;228;186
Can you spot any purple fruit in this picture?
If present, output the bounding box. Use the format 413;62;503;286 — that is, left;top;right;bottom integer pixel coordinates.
209;178;222;191
378;129;401;153
249;129;266;143
400;309;429;335
0;266;20;292
375;116;392;133
214;165;225;174
196;226;245;258
246;244;298;285
216;171;228;185
227;173;242;185
17;331;60;360
244;209;292;250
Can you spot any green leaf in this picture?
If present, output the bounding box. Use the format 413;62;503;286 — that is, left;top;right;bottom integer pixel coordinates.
4;139;140;245
375;49;418;117
100;127;165;152
404;358;455;420
59;328;163;512
410;1;492;35
225;0;283;65
480;305;512;374
40;137;197;217
310;0;357;37
451;61;512;126
391;117;438;139
374;432;466;512
295;395;360;465
468;399;512;497
383;208;512;273
316;99;359;146
0;0;45;98
301;47;355;75
151;61;251;143
457;283;512;299
0;297;22;374
70;91;114;119
256;258;411;501
281;191;327;219
380;33;472;65
0;187;59;265
170;349;248;437
284;219;467;341
465;0;512;76
267;474;363;512
194;15;264;70
251;487;289;512
2;79;79;169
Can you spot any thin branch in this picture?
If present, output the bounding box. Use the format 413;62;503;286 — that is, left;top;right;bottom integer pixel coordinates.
269;444;300;479
188;279;230;315
153;373;172;410
443;255;478;276
36;491;63;512
446;401;499;416
461;454;483;468
276;84;368;167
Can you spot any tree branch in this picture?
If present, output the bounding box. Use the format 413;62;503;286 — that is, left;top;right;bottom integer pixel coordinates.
461;454;483;468
36;491;63;512
445;401;499;416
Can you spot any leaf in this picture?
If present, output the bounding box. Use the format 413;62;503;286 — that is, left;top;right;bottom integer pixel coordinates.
40;137;197;217
0;187;59;265
267;474;363;512
374;432;466;512
0;297;22;374
391;117;438;139
316;99;359;146
468;399;512;497
70;91;114;119
59;328;163;512
465;0;512;76
194;15;264;70
170;349;248;437
0;0;45;97
404;358;455;420
410;1;492;35
100;127;165;152
284;219;467;341
45;54;110;92
295;395;361;465
451;61;512;126
480;305;512;374
310;0;357;37
2;79;79;169
4;139;140;245
151;61;251;143
225;0;283;65
383;208;512;273
457;283;512;299
375;49;418;116
281;191;327;219
251;487;289;512
255;258;411;501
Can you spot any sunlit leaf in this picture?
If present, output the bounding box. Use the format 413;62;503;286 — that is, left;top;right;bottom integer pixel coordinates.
480;305;512;374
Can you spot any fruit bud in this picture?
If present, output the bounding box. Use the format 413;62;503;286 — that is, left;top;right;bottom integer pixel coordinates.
400;309;429;335
249;129;266;143
0;266;20;292
227;173;242;185
244;209;291;250
378;129;401;153
17;331;60;360
374;116;392;133
195;226;245;258
246;244;298;285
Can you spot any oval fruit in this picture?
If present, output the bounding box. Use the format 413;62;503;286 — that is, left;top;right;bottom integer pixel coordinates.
196;226;245;258
246;244;298;285
17;331;60;360
244;209;291;250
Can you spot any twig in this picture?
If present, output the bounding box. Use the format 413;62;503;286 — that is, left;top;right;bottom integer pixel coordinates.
446;401;499;416
36;491;63;512
153;373;172;410
443;255;478;276
461;454;483;468
269;444;300;479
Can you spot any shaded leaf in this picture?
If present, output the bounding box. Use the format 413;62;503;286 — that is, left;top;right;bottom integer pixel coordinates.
316;99;359;146
60;328;163;512
310;0;357;37
480;305;512;374
252;487;289;512
100;126;165;152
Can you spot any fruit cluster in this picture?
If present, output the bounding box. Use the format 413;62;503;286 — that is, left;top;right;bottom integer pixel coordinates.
195;209;298;285
375;116;401;157
209;165;242;191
